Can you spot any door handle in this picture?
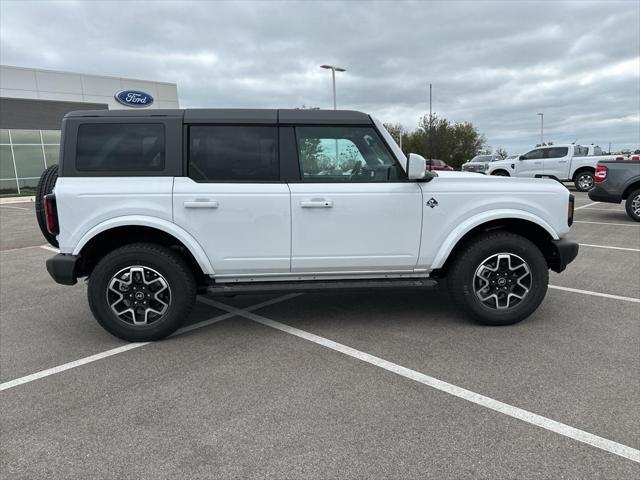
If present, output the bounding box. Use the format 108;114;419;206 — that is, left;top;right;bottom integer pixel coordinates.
300;200;333;208
184;200;219;209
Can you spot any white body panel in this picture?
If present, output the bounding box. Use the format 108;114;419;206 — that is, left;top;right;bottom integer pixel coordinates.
172;177;290;274
289;182;423;272
56;177;174;253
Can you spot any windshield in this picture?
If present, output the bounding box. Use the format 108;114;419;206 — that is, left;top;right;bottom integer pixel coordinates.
470;155;493;163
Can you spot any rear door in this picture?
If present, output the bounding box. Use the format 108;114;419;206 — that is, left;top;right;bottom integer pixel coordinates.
287;125;423;272
543;146;570;180
173;124;290;275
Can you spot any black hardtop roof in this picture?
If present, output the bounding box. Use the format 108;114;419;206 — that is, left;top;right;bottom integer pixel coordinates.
64;108;372;125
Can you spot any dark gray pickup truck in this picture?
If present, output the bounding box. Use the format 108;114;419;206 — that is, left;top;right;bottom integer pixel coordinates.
589;160;640;221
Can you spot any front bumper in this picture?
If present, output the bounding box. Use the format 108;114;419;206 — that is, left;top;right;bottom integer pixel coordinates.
46;254;80;285
547;239;579;273
588;185;621;204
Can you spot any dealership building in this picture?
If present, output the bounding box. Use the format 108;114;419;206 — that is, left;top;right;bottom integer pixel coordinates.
0;65;179;194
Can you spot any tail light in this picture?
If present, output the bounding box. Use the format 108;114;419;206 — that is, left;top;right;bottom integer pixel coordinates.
568;194;574;227
615;156;625;160
631;155;639;161
594;165;607;183
44;194;59;235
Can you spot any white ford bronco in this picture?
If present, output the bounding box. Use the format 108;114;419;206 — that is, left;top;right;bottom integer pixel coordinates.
39;109;578;341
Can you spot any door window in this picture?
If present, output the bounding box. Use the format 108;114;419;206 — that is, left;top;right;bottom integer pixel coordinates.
189;126;278;181
545;147;569;158
521;149;543;160
295;126;401;182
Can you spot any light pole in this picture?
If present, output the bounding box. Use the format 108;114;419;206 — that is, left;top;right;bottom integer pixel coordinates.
320;64;346;110
537;112;544;144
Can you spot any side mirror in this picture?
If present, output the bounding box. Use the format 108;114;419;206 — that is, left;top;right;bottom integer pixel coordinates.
407;153;427;180
518;155;525;160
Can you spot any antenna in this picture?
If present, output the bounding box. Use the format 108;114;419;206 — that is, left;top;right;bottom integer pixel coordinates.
429;83;433;171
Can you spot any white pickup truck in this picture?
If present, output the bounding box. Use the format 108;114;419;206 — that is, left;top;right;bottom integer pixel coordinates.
485;144;616;191
37;109;578;341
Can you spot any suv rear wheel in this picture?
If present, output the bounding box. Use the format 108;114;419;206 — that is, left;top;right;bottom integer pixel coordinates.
447;232;548;325
88;243;196;341
625;188;640;222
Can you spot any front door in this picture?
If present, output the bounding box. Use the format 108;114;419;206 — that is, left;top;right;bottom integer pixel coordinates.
289;125;423;272
173;125;290;275
515;147;544;177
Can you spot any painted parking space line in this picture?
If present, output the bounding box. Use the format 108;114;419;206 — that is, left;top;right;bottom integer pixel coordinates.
574;202;599;210
579;243;640;252
0;293;299;392
549;285;640;303
0;205;30;211
198;297;640;464
39;245;59;253
574;220;639;227
576;207;626;212
0;245;49;254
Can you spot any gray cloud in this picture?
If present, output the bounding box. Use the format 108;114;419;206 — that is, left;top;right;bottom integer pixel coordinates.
1;0;638;153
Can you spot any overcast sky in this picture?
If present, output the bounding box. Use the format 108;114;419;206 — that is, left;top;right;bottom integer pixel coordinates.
1;0;638;153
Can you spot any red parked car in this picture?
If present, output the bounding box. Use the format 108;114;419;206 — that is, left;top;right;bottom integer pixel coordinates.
427;159;454;171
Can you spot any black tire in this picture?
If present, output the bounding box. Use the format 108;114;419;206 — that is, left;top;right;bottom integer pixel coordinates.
35;164;59;247
625;188;640;222
88;243;196;341
447;232;548;326
573;170;594;192
491;170;509;176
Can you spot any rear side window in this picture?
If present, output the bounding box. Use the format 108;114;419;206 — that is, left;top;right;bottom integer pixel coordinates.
545;147;569;158
76;124;165;172
189;126;278;181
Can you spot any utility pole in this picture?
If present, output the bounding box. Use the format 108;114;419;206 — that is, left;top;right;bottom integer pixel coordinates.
320;64;346;110
537;112;544;144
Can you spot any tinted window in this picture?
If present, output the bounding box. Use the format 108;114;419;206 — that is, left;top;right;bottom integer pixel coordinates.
296;126;400;182
189;126;278;181
574;146;588;156
521;149;543;160
545;147;569;158
76;124;165;171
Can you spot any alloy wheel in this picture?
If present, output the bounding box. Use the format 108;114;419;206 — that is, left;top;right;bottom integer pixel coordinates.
473;253;532;310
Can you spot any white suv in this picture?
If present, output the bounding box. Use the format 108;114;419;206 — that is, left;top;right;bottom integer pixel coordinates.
39;109;578;341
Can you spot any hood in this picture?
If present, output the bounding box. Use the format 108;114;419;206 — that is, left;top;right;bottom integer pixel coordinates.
435;170;485;178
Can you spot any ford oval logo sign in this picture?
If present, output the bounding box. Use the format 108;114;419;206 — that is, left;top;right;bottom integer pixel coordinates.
114;90;154;108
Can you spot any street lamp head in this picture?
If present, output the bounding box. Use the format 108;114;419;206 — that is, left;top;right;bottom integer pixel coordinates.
334;67;346;72
320;64;332;69
320;64;346;72
537;112;543;116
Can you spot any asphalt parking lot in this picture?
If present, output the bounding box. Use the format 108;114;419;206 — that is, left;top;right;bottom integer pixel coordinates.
1;190;639;479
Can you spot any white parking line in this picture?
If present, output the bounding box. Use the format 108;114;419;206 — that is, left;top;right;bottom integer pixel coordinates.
574;202;599;210
574;220;639;227
576;207;625;212
0;294;299;392
198;297;640;464
0;205;30;211
549;285;640;303
579;243;640;252
39;245;59;253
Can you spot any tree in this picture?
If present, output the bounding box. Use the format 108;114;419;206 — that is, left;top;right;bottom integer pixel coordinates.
495;147;508;160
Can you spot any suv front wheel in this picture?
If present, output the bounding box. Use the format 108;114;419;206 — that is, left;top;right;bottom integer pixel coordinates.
88;243;196;341
447;232;548;325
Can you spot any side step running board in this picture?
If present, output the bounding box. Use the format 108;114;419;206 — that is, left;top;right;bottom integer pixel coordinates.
207;278;438;296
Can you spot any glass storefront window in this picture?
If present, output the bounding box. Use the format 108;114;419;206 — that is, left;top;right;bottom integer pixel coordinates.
1;145;16;179
13;145;46;178
1;129;60;195
43;145;60;167
41;130;61;144
9;129;42;144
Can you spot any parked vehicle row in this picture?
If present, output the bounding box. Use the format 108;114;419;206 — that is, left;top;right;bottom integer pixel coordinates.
38;108;577;341
462;144;617;192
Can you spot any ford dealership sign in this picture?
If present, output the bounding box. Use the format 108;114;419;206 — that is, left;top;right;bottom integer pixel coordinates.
114;90;154;108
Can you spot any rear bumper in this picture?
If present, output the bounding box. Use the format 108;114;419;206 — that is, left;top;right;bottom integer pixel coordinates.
588;186;621;203
46;254;80;285
548;239;579;273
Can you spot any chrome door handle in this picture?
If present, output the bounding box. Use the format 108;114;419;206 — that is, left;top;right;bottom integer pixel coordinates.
300;200;333;208
184;200;219;209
